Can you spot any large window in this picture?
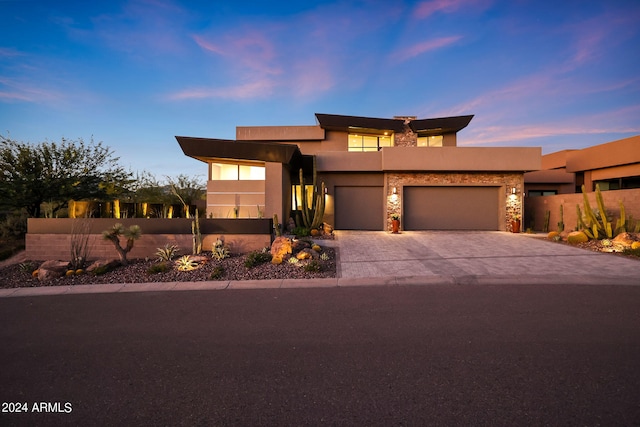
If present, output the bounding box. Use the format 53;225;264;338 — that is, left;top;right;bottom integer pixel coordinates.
417;135;443;147
348;133;393;152
211;163;265;180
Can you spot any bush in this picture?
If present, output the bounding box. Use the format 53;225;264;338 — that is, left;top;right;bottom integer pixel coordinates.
92;265;111;276
156;244;180;262
147;262;170;274
291;226;311;237
0;211;28;239
212;238;230;261
210;266;225;280
244;250;272;268
622;248;640;258
304;260;321;272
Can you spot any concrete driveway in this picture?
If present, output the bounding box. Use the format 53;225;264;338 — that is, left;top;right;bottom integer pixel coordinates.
332;231;640;285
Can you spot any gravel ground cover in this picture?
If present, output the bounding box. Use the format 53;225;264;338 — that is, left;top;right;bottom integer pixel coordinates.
0;249;337;289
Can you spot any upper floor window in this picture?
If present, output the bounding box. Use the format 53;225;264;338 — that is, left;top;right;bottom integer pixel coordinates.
348;133;394;152
417;135;443;147
211;163;265;180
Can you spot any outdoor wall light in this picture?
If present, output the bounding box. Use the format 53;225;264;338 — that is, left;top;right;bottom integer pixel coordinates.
392;187;397;195
324;187;328;194
511;187;517;194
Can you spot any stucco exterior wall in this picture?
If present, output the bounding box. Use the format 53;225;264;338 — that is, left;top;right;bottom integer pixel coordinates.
524;188;640;232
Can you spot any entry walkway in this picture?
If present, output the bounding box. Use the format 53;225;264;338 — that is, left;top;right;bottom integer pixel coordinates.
333;230;640;285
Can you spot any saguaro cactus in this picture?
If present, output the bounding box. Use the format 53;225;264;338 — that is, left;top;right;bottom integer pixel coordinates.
299;156;326;230
192;208;202;254
581;184;613;239
557;204;564;232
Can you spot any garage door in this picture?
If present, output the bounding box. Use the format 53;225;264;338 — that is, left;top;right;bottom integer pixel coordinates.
335;186;384;230
404;186;499;230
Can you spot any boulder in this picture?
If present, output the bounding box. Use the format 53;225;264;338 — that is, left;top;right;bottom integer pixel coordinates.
270;237;292;264
613;232;636;248
291;239;311;252
189;255;209;264
86;259;120;274
37;260;70;281
322;223;334;235
296;249;313;260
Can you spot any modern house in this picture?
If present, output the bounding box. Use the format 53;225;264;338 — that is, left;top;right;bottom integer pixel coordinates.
524;135;640;231
524;135;640;195
177;113;541;232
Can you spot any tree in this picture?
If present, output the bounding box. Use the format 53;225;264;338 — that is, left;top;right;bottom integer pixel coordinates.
0;135;133;217
166;174;206;218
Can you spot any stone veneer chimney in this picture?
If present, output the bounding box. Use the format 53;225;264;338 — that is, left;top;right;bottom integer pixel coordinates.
392;116;417;147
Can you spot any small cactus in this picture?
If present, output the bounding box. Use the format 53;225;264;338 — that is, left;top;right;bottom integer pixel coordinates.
567;231;588;245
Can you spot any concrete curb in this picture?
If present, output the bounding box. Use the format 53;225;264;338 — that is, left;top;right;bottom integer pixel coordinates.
1;274;638;298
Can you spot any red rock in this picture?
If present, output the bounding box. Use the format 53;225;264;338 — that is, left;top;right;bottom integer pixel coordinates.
37;260;70;281
270;237;292;263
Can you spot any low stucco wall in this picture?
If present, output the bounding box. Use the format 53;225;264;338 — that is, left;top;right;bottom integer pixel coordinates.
524;188;640;232
26;218;273;261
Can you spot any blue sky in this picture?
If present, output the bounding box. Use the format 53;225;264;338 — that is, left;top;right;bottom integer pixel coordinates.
1;0;639;180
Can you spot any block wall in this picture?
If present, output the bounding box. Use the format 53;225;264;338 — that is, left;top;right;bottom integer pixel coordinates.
524;188;640;233
25;234;271;262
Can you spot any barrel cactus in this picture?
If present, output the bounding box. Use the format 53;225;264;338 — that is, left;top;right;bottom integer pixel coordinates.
547;231;559;240
567;231;588;245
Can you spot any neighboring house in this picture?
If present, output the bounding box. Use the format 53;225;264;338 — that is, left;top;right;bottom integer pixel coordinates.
524;135;640;196
177;113;540;232
524;135;640;231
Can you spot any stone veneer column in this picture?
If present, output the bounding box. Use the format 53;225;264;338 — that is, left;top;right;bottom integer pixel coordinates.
392;116;417;147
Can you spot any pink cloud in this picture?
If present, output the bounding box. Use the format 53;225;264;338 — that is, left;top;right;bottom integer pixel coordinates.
0;47;24;57
0;77;64;104
392;35;462;61
168;79;276;101
193;32;281;76
414;0;492;19
291;58;335;98
461;105;640;146
414;0;465;18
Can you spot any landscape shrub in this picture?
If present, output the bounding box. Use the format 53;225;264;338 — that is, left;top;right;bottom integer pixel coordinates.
156;244;180;262
304;260;321;272
244;250;272;268
210;266;225;280
0;211;28;239
147;262;170;274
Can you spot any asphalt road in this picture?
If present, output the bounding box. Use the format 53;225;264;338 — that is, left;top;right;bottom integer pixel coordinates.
1;284;640;426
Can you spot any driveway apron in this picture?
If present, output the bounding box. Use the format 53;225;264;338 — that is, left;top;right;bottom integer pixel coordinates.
333;230;640;284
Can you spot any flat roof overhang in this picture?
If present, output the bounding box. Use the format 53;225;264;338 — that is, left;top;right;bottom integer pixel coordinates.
410;115;474;136
315;113;406;134
315;113;474;136
176;136;304;169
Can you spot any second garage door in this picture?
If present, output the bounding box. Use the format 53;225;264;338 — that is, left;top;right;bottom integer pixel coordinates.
335;186;384;230
404;186;499;230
